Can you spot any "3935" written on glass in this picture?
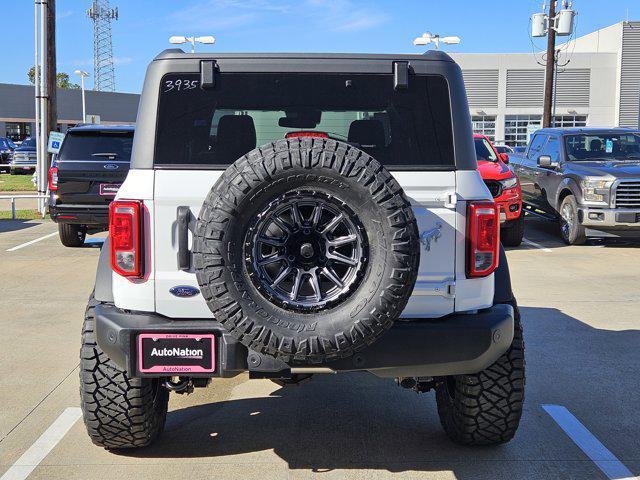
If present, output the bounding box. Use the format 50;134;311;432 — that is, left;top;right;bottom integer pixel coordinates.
163;79;199;93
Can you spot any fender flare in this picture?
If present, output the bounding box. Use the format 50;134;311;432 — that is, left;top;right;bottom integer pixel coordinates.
94;237;114;303
493;244;515;305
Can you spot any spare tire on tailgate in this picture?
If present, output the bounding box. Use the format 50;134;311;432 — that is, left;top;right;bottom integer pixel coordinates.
193;138;419;364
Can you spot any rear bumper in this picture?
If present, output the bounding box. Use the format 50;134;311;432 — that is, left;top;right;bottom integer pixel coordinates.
94;303;515;379
49;202;109;226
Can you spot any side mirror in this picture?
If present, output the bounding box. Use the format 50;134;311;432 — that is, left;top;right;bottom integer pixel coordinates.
538;155;558;169
499;153;510;164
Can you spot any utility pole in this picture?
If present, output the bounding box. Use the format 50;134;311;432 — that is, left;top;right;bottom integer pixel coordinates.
542;0;557;128
46;0;57;170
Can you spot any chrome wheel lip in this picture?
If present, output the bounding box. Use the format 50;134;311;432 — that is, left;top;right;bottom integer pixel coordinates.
244;190;368;312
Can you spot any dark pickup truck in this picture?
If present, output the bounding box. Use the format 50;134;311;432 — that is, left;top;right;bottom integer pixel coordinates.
509;127;640;244
49;124;134;247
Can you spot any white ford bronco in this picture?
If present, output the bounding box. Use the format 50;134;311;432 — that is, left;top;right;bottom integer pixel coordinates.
81;50;525;449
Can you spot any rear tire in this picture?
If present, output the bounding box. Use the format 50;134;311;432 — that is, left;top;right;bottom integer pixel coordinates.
58;223;86;247
435;304;525;446
501;213;525;247
80;294;169;449
559;195;586;245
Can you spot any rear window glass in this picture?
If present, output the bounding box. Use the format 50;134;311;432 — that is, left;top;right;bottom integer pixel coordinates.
58;131;133;161
154;73;455;169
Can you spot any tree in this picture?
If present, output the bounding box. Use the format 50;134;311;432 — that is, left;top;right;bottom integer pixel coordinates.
28;66;80;89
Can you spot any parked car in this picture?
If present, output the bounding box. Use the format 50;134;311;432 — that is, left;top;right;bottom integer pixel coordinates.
509;127;640;244
474;134;524;246
0;137;16;172
10;137;37;174
48;124;134;247
513;146;526;156
493;144;514;154
80;49;524;450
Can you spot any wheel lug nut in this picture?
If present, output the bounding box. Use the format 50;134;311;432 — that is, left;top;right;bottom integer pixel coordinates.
303;228;311;235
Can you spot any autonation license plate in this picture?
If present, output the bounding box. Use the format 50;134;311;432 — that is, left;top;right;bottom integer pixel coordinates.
99;183;121;196
138;333;215;374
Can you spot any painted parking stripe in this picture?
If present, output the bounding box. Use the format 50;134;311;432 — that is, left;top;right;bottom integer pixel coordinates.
0;407;81;480
6;232;58;252
523;237;552;252
543;405;638;480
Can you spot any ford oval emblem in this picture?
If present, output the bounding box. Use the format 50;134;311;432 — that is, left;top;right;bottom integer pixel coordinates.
104;164;119;170
170;285;200;298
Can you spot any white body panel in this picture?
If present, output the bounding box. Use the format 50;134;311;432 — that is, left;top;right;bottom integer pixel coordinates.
112;169;156;312
112;168;494;317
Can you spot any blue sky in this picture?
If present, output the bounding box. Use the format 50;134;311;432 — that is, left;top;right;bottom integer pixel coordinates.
4;0;638;93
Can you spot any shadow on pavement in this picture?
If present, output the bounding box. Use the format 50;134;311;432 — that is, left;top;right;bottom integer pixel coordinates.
507;215;640;250
114;307;639;478
0;219;47;234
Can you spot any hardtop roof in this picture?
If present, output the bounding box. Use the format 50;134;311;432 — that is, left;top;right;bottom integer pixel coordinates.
153;49;455;63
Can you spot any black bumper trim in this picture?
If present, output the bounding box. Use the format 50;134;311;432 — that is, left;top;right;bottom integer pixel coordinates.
95;304;514;379
50;205;109;226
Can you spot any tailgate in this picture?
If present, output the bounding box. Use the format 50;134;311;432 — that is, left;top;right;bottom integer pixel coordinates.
56;160;128;205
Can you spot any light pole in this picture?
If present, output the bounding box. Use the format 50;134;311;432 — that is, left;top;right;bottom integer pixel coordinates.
413;32;461;50
169;35;215;53
74;70;89;122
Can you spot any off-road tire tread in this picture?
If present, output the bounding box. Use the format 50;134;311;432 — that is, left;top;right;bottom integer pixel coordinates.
79;294;168;449
58;223;86;248
435;303;525;445
193;138;419;363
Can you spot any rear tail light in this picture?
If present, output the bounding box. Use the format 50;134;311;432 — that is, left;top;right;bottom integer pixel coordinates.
48;167;58;191
285;131;329;139
109;200;143;278
466;201;500;278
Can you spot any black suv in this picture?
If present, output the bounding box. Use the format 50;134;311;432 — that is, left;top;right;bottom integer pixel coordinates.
49;124;134;247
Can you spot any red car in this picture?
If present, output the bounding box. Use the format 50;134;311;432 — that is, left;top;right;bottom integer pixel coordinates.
473;134;524;246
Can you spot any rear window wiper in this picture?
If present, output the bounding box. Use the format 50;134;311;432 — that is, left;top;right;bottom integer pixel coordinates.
92;152;119;158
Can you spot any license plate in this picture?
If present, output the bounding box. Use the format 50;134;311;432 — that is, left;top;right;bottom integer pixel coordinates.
99;183;121;196
138;333;215;374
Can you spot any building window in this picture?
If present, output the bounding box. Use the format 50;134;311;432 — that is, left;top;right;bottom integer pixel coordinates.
471;115;496;141
552;115;587;128
5;122;31;142
505;115;542;147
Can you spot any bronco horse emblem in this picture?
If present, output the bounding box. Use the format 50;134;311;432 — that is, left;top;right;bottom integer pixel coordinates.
420;222;442;251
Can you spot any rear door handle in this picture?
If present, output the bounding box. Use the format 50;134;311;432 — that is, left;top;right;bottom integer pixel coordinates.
177;206;191;271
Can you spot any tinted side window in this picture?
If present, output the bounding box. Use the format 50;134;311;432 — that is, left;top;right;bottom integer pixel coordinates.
541;136;560;160
155;73;455;169
527;134;548;160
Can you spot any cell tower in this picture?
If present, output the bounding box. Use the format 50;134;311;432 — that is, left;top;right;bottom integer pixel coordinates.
87;0;118;92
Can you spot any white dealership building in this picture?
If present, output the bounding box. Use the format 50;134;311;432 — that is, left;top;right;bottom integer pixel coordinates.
450;21;640;146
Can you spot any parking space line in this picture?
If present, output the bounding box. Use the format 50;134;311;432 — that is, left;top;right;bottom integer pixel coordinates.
0;407;81;480
543;405;638;480
523;237;552;252
6;232;57;252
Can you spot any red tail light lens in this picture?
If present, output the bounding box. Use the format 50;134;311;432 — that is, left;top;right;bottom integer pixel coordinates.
109;200;143;278
285;131;329;139
466;201;500;278
48;167;58;191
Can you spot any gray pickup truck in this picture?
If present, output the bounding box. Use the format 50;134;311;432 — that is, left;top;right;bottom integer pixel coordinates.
509;127;640;244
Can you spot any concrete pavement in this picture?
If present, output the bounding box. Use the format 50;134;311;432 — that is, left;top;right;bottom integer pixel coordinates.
0;216;638;480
